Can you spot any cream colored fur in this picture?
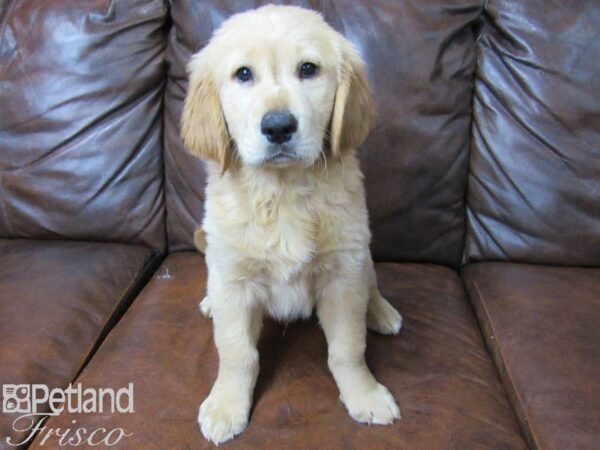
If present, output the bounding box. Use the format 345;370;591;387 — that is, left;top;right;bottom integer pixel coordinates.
181;5;402;445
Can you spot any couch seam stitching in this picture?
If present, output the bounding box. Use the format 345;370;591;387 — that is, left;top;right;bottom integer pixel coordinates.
472;278;539;450
71;249;164;382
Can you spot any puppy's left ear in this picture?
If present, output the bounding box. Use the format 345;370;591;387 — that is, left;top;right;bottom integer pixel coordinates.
330;42;376;157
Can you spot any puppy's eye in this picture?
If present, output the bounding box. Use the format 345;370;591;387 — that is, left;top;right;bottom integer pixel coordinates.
299;62;318;79
234;67;253;82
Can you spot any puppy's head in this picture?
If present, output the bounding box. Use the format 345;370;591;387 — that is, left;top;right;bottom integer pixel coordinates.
181;5;374;172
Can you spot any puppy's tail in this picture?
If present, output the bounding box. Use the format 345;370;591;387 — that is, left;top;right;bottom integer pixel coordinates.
194;226;207;254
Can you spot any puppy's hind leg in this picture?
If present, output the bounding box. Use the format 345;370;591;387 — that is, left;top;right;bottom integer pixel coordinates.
366;265;403;335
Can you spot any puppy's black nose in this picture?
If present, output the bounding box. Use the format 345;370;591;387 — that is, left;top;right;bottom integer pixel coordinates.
261;111;298;144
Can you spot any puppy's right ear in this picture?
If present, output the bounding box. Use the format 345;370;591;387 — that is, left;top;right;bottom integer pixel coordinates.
181;51;232;173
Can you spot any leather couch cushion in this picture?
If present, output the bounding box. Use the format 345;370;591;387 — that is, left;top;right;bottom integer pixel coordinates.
0;239;159;449
463;263;600;450
32;253;526;449
0;0;167;250
465;0;600;265
164;1;481;267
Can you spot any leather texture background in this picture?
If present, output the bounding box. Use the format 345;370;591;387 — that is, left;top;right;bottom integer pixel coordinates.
0;0;168;250
164;0;484;267
465;0;600;266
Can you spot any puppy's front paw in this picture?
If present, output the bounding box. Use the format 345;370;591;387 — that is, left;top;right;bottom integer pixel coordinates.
367;296;402;335
342;383;401;425
198;393;249;445
199;296;212;318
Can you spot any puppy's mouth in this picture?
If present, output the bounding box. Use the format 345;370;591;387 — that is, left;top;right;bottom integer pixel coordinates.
264;144;300;165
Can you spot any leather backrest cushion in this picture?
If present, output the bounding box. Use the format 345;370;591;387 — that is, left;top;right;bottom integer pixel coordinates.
465;0;600;266
0;0;167;250
164;0;482;267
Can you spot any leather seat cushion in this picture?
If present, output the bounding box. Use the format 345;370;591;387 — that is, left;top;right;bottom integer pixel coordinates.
463;263;600;450
0;239;159;448
31;252;526;449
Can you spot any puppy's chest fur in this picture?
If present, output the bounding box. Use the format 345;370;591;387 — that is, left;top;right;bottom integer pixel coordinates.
208;171;324;279
251;191;317;278
204;161;369;319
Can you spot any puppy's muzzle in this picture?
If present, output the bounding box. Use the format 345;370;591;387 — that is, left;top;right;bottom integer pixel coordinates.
261;110;298;145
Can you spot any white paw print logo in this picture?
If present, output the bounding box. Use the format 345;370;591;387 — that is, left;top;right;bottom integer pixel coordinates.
3;385;31;413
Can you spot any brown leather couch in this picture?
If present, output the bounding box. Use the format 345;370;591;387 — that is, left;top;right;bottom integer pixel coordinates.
1;1;598;449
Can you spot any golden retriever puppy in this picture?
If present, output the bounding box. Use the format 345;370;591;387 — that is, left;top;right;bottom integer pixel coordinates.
181;5;402;445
